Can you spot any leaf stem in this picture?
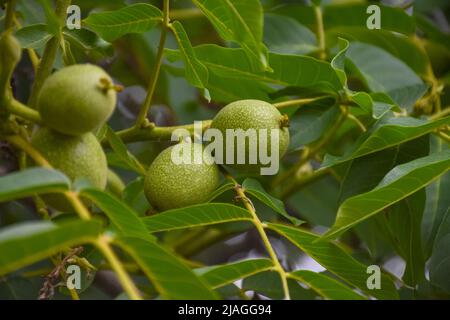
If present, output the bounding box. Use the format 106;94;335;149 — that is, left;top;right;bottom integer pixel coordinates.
27;0;72;109
95;235;142;300
314;5;326;60
64;191;91;220
5;98;42;123
273;97;327;109
346;113;367;132
135;0;170;127
112;120;212;144
434;130;450;144
226;174;290;300
5;135;51;167
170;8;203;20
429;106;450;120
4;0;17;29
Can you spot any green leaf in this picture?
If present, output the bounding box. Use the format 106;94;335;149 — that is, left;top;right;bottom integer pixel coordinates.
198;258;273;289
289;99;340;149
192;0;269;71
422;136;450;257
142;203;253;233
79;187;154;242
326;27;430;76
385;191;426;286
106;126;146;175
114;237;217;299
415;15;450;49
346;42;428;110
83;3;163;42
39;0;60;35
324;3;415;35
169;21;209;99
241;271;316;299
242;179;302;225
0;168;70;202
202;71;272;103
330;38;349;86
122;177;150;216
166;44;343;94
207;182;235;202
272;3;415;35
0;276;43;299
348;90;401;120
289;270;367;300
322;150;450;240
0;220;102;275
15;23;52;49
63;28;112;55
286;175;340;227
263;14;316;55
323;116;450;168
338;136;430;204
430;226;450;293
338;148;400;204
267;223;399;300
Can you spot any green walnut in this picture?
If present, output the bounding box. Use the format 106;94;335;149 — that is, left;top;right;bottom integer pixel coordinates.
31;127;107;211
37;64;117;136
144;142;220;211
210;99;290;172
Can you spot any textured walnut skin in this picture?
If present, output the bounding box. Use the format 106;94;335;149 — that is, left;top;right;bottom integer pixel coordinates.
38;64;116;136
144;143;220;211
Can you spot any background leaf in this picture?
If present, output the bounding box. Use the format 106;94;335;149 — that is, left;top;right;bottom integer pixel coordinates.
193;0;269;71
83;3;162;42
15;24;52;49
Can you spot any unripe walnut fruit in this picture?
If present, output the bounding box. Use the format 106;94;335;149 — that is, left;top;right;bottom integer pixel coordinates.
31;128;107;211
37;64;117;136
210;99;290;172
144;142;220;211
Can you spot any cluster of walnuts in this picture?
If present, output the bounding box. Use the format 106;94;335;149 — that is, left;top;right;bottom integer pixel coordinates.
28;64;290;213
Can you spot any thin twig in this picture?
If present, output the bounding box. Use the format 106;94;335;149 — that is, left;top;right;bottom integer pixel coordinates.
225;174;291;300
314;5;326;60
27;0;72;108
135;0;170;127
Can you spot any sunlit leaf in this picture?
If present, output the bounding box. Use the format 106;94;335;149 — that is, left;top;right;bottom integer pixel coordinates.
142;203;253;233
0;220;102;275
0;168;70;202
79;187;154;241
193;0;269;71
83;3;162;42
